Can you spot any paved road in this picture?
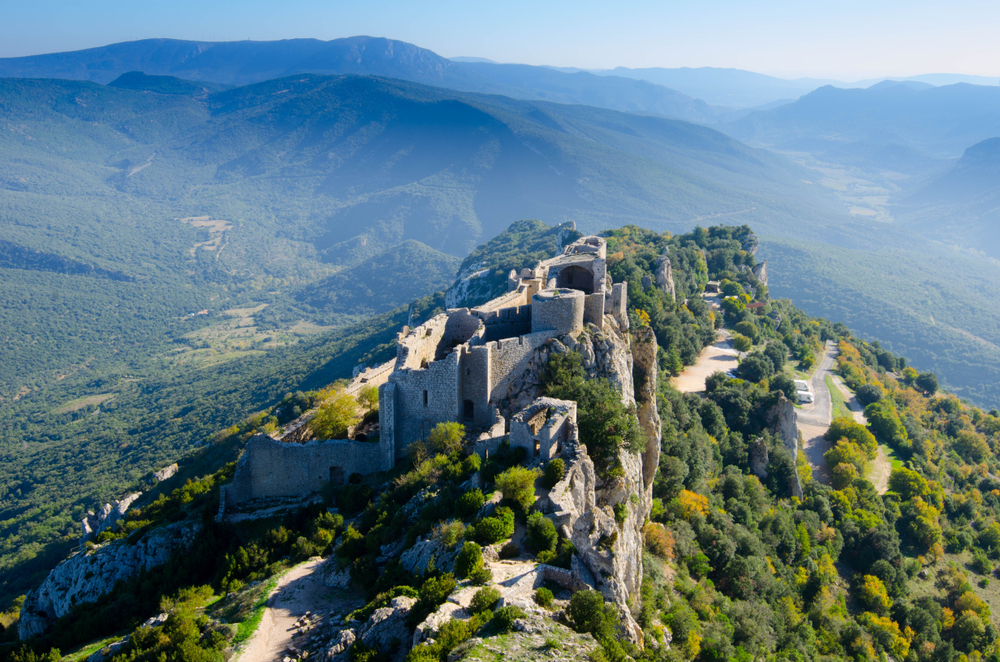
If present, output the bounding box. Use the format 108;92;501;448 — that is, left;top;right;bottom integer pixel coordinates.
798;341;837;485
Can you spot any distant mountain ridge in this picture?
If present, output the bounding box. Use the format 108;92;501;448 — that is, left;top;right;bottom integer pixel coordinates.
0;37;726;123
724;80;1000;161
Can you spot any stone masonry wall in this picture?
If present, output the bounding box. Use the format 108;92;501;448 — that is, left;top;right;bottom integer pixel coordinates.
386;351;462;460
224;434;386;506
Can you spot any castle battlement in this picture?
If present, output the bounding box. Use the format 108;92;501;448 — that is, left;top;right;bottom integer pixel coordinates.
223;235;630;512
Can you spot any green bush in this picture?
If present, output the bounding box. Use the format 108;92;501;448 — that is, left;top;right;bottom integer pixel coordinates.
474;507;515;544
535;587;554;608
456;489;486;519
526;512;558;554
454;542;484;579
492;605;527;632
495;466;540;512
542;458;566;489
468;565;492;585
567;589;608;634
470;586;501;613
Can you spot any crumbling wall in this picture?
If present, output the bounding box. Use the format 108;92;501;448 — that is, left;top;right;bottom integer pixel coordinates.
223;434;386;507
476;304;532;343
384;351;462;459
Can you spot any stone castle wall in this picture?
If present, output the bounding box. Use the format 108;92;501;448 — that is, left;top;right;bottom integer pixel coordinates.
476;304;532;343
385;351;463;460
223;435;387;506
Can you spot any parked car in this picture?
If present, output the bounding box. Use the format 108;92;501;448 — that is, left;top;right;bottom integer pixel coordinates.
798;391;814;404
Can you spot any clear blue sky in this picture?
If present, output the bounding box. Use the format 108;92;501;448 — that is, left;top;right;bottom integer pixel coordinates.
2;0;998;80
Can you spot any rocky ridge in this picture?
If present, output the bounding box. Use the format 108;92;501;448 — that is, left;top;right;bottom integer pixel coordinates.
18;521;201;639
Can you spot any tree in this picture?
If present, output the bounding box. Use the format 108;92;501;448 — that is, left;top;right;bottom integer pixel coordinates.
738;351;773;383
357;385;379;412
770;373;797;401
855;384;882;406
495;466;540;512
734;320;759;342
858;574;892;614
888;467;928;501
763;343;786;371
954;429;990;463
825;417;878;459
915;372;939;394
310;389;360;439
427;421;466;455
732;334;753;353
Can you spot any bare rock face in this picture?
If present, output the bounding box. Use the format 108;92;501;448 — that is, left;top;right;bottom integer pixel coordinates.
632;326;661;497
654;253;677;301
751;261;768;287
152;463;178;483
81;492;142;542
19;521;201;640
766;394;802;497
535;317;660;645
357;596;416;659
750;437;770;479
399;535;461;575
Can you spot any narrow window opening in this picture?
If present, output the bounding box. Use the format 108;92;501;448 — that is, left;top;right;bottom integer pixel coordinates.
423;390;429;406
534;439;541;457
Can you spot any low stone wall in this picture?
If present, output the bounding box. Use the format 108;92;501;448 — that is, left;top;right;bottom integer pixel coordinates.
223;435;387;510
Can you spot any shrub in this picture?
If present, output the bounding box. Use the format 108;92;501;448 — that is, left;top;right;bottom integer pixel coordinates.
454;542;484;579
470;586;501;613
499;541;520;559
456;489;486;519
495;466;540;512
310;389;361;439
567;590;609;634
475;507;515;544
535;587;554;608
432;520;467;548
492;605;527;632
468;565;492;585
613;503;628;525
642;522;674;560
542;458;566;489
428;422;467;455
526;512;558;554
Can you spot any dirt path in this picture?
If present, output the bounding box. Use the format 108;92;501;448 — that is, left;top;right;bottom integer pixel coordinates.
673;329;739;393
238;559;359;662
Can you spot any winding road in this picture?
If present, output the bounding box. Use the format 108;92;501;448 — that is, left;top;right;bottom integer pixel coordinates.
797;341;837;484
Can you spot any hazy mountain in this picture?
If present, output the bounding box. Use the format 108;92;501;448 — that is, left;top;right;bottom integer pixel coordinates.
724;81;1000;167
896;137;1000;258
293;240;461;315
592;66;841;108
0;37;726;123
108;71;230;95
0;72;849;398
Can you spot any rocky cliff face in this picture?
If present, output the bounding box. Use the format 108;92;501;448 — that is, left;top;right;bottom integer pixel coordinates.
531;318;660;644
19;521;201;640
767;393;802;497
654;254;677;301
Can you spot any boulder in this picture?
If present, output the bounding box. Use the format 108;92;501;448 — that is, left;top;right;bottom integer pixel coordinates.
357;596;416;658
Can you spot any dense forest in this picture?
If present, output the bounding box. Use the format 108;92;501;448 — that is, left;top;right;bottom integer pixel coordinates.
5;223;1000;662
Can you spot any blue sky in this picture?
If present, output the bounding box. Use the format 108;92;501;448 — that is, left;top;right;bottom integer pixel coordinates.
2;0;998;80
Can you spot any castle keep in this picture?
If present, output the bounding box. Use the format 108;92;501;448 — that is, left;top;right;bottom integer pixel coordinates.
222;235;630;511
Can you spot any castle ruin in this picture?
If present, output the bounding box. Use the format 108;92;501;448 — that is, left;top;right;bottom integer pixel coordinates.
222;235;630;512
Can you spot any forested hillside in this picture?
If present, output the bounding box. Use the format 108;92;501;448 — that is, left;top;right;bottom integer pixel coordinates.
5;224;1000;662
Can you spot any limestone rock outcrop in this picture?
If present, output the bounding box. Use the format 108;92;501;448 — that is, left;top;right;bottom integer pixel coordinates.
19;521;201;639
766;393;802;497
357;596;416;660
654;253;677;301
81;492;142;542
751;261;768;287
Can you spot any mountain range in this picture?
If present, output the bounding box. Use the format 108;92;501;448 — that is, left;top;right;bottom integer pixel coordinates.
0;37;727;124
